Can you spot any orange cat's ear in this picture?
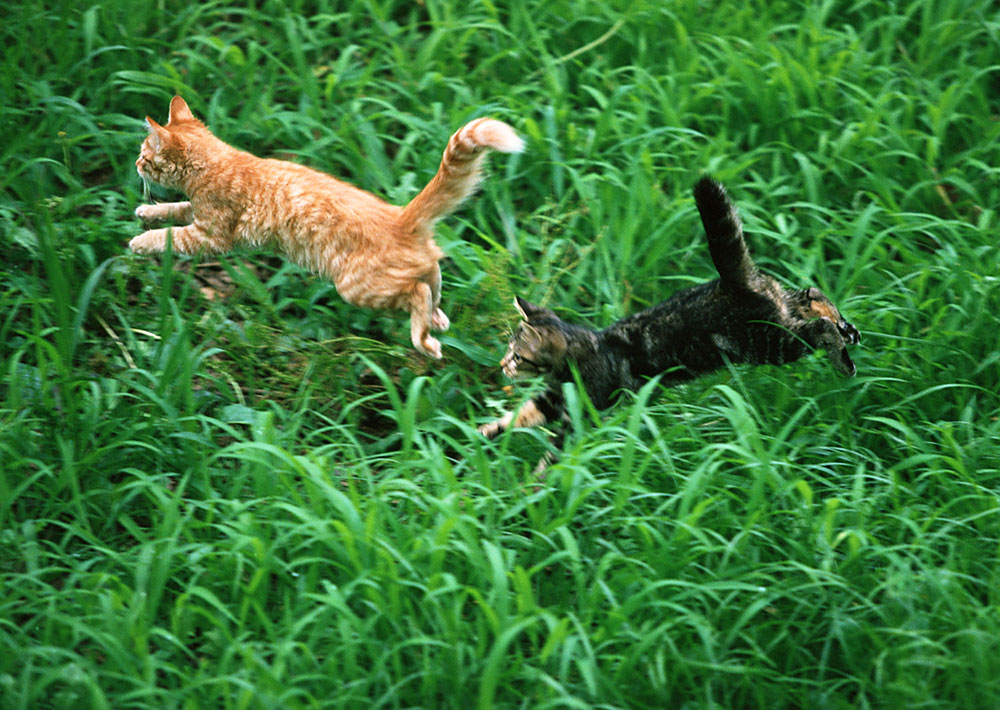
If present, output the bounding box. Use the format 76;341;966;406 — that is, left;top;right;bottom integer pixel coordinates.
144;116;167;148
167;95;195;124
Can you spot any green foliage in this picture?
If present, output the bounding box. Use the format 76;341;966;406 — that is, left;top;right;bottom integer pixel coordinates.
2;0;999;707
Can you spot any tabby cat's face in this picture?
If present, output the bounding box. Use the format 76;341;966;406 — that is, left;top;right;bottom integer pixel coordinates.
793;287;861;346
499;298;568;379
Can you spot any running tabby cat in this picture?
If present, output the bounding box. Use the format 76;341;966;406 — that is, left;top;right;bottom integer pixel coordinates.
130;95;523;358
479;176;860;442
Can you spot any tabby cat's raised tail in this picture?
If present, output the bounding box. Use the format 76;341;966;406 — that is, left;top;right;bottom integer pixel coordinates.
693;176;756;288
399;118;524;236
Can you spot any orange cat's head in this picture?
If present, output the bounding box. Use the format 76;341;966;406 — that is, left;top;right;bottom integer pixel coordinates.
136;95;205;190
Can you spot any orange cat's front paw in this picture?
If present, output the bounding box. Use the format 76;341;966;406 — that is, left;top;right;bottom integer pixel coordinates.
129;231;165;254
135;201;193;224
135;204;159;222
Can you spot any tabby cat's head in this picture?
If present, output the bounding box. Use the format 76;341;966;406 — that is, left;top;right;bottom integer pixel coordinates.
135;96;207;191
791;287;861;375
791;287;860;343
499;297;569;379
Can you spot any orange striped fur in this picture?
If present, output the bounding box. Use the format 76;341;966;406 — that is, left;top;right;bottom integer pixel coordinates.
130;96;523;358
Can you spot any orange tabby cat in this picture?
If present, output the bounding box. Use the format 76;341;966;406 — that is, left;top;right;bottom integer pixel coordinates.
130;95;523;358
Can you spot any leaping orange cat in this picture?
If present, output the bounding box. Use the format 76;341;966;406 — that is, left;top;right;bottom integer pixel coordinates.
130;95;523;358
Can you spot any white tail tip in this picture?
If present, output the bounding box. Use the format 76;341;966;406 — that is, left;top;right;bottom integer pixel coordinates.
467;118;525;154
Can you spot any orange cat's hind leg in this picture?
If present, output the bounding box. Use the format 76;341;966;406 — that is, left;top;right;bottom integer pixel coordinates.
408;282;443;359
431;308;450;332
427;265;449;332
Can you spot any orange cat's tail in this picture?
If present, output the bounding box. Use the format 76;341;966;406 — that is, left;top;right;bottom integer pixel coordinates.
399;118;523;235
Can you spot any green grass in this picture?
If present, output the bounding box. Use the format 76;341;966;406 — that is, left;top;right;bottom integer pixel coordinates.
2;0;1000;707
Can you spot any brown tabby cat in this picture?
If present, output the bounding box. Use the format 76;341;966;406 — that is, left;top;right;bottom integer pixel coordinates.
480;176;860;443
130;95;523;358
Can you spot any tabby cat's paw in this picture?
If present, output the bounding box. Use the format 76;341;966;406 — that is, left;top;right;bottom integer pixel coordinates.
431;308;450;332
839;321;861;346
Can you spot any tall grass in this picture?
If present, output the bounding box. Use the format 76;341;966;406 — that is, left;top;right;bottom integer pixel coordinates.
2;0;1000;707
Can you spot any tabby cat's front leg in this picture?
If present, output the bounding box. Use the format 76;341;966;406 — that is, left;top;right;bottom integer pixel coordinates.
798;318;858;376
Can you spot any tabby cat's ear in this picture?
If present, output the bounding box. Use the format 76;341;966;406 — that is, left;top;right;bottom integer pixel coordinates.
167;95;195;124
514;296;554;321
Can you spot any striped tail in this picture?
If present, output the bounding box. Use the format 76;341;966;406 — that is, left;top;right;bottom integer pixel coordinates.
693;176;756;287
399;118;524;234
